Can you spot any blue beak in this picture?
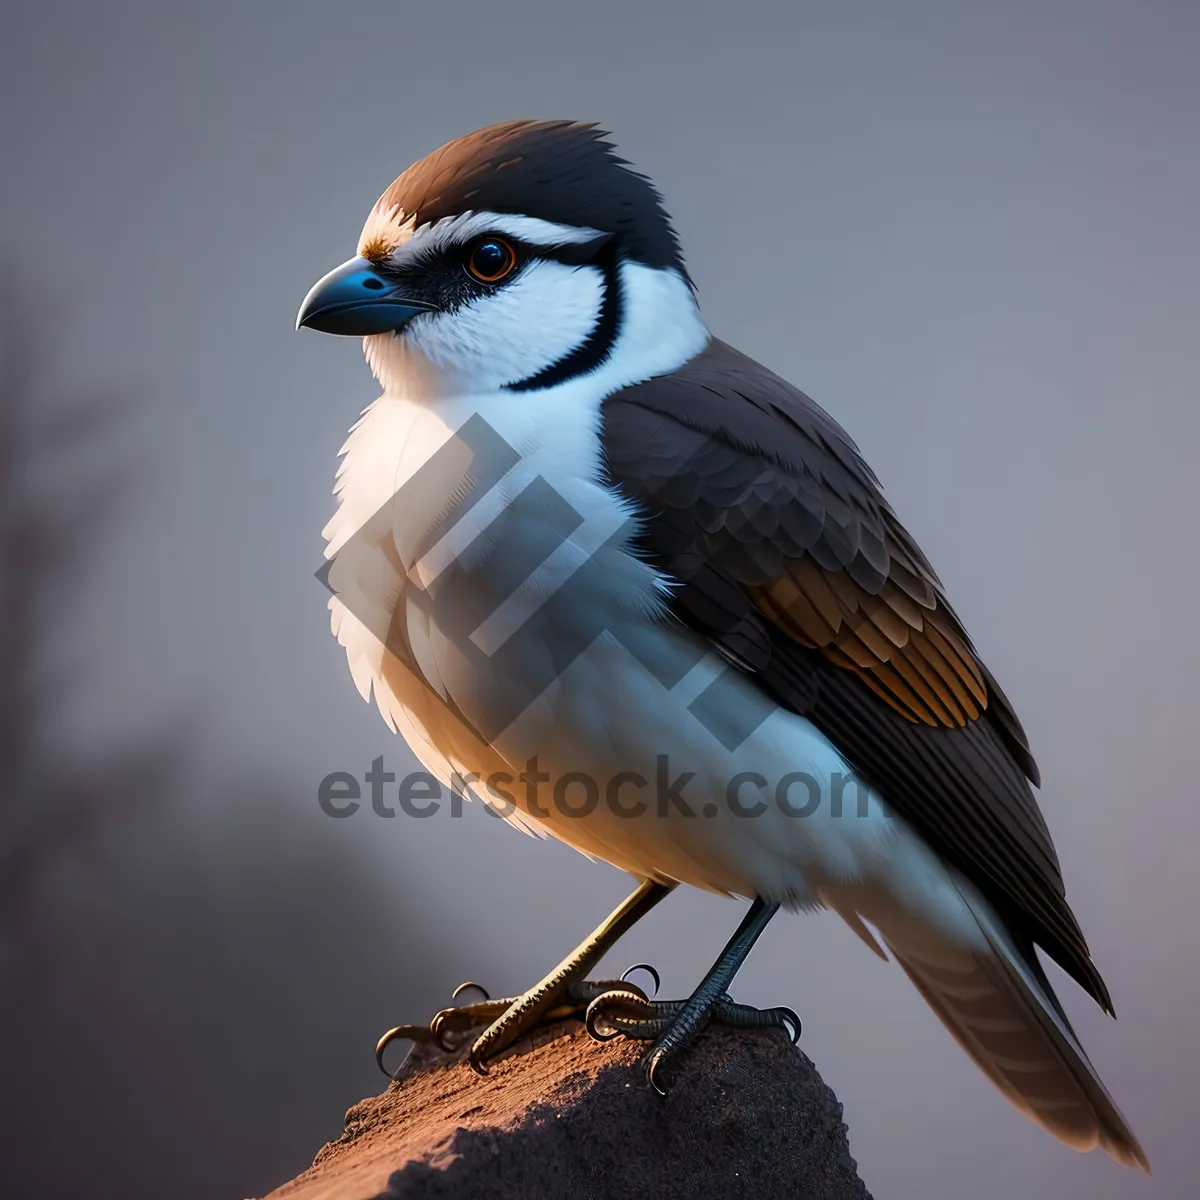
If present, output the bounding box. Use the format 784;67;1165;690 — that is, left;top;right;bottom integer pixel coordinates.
295;256;438;335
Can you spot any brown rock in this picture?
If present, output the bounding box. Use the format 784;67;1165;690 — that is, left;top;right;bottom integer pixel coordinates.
264;1022;872;1200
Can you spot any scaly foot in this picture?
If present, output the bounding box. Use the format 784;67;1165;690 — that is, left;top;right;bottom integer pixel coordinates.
582;983;800;1093
580;896;797;1093
375;967;661;1076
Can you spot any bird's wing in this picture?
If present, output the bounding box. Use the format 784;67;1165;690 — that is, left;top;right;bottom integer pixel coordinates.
599;337;1112;1012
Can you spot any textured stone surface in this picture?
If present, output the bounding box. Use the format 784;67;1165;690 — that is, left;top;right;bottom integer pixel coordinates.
264;1022;872;1200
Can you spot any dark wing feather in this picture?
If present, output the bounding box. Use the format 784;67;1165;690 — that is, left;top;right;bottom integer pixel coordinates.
600;338;1110;1012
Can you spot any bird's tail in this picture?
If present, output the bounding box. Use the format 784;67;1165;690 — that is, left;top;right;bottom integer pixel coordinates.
877;892;1149;1171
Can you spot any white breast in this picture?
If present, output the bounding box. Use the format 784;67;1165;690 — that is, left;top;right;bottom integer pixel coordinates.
321;260;709;783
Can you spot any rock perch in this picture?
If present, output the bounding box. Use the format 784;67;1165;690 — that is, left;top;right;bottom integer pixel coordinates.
263;1021;871;1199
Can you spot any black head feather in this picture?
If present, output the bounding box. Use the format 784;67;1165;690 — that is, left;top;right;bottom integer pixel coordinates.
377;120;689;281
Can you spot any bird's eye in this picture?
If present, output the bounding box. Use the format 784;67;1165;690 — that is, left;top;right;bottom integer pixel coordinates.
466;237;516;284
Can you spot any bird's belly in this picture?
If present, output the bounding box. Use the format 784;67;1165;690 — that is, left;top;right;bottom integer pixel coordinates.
391;585;930;910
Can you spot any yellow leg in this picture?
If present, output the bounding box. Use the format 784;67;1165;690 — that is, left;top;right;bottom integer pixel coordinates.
469;878;674;1074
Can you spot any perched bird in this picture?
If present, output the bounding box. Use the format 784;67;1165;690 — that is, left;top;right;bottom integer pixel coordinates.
297;120;1146;1169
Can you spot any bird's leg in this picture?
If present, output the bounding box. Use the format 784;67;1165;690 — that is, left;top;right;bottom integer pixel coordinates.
374;879;674;1076
584;896;800;1094
464;879;673;1074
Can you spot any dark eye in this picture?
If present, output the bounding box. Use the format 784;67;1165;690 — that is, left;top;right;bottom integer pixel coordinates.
466;237;516;283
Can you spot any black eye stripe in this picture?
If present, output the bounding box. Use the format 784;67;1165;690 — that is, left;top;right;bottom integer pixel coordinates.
363;231;618;320
460;231;613;276
373;231;614;282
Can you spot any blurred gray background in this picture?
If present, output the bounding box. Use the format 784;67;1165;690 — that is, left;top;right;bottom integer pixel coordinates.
1;1;1196;1196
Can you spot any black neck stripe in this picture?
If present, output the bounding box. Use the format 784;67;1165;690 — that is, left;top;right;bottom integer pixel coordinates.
507;242;623;393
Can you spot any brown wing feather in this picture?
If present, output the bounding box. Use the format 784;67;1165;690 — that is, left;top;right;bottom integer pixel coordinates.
601;337;1109;1011
603;337;1033;766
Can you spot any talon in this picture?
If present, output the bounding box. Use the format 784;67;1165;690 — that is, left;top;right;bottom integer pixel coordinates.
645;1047;670;1096
374;1024;431;1077
584;998;626;1042
452;980;490;1002
584;987;652;1041
621;962;661;997
775;1005;803;1043
431;1006;467;1051
365;885;678;1083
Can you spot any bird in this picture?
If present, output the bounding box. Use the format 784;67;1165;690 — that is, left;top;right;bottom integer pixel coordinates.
297;119;1147;1170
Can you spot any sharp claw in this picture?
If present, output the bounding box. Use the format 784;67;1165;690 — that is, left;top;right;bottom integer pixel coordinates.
621;962;661;997
430;1007;465;1052
468;1046;491;1077
645;1048;670;1096
584;997;626;1042
584;987;652;1042
777;1005;803;1044
452;980;490;1002
374;1024;431;1077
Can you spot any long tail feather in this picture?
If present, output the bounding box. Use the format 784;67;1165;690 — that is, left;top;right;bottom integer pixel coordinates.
879;894;1149;1171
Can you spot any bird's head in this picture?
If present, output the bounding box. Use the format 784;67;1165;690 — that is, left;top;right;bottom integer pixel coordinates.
296;120;695;394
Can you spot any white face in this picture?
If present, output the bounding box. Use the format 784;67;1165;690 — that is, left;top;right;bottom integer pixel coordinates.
354;206;617;396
